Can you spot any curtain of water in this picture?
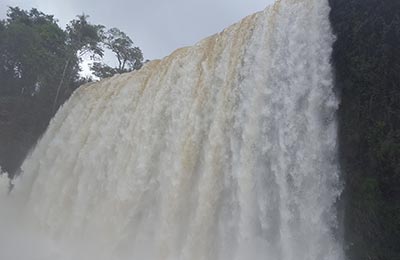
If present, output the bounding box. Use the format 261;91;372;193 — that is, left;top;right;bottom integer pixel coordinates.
0;0;343;259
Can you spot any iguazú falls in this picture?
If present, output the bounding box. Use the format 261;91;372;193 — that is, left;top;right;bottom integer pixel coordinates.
0;0;345;259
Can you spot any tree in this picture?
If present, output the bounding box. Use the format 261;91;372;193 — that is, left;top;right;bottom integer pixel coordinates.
0;7;145;176
90;62;119;78
91;27;143;78
0;7;71;175
52;14;104;112
0;7;67;97
0;8;106;176
66;14;104;58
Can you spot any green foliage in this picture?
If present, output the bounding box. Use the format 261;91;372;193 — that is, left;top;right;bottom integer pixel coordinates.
91;62;119;78
66;14;104;59
0;8;74;175
0;7;67;97
91;27;143;78
0;7;144;176
330;0;400;259
52;14;105;112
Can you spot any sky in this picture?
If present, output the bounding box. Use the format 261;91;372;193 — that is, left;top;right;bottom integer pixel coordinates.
0;0;275;60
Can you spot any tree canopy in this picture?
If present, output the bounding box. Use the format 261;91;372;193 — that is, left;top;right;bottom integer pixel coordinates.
0;7;144;176
91;27;143;78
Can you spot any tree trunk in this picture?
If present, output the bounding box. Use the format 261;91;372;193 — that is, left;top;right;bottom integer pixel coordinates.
52;58;70;113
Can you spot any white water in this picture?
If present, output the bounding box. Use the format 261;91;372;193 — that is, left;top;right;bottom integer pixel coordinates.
0;0;343;259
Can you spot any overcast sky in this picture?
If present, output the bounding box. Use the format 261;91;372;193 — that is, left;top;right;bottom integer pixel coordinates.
1;0;275;60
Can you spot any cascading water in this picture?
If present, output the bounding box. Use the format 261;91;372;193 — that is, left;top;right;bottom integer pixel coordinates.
0;0;344;259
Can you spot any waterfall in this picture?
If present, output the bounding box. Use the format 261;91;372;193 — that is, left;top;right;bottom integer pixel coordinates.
0;0;343;259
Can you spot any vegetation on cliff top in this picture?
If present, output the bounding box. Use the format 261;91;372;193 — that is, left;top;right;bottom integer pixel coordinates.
0;7;144;175
330;0;400;259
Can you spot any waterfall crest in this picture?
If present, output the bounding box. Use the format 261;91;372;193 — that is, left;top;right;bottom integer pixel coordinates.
1;0;343;259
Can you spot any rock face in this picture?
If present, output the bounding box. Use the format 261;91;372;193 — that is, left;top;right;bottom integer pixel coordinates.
329;0;400;259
